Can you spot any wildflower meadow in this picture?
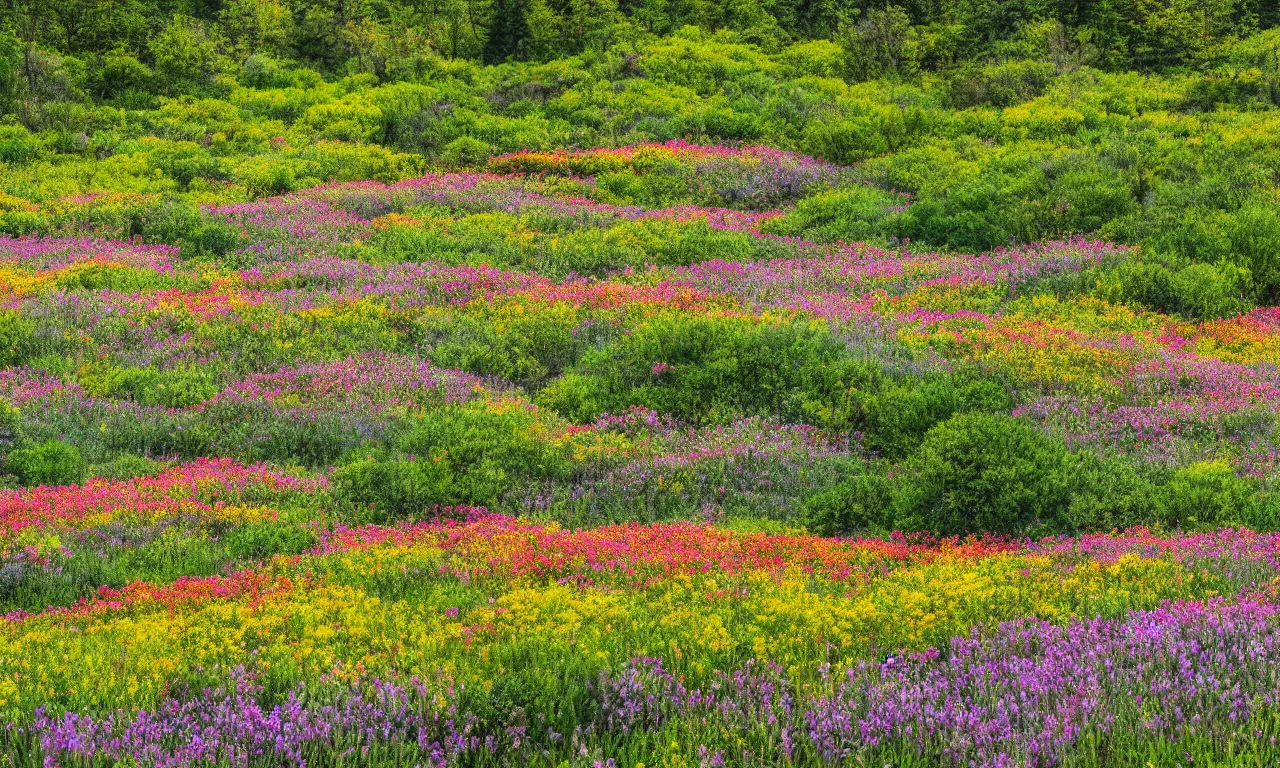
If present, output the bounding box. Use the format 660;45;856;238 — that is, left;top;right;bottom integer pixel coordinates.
5;9;1280;766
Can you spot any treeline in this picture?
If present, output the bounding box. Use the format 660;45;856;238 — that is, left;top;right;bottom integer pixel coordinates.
1;0;1275;99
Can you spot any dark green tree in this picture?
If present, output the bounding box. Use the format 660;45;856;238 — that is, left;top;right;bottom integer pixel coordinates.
483;0;531;63
841;5;913;81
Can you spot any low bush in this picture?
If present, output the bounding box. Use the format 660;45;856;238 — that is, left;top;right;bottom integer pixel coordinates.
893;412;1070;536
7;440;86;487
538;313;875;427
801;464;895;535
331;458;458;522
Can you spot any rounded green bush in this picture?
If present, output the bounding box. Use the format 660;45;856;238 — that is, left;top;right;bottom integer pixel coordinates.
893;412;1070;536
7;440;86;488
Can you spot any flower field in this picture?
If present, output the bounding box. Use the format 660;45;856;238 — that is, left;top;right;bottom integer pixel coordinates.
2;135;1280;768
7;0;1280;756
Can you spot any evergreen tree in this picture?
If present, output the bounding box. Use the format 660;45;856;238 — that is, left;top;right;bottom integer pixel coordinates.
483;0;530;63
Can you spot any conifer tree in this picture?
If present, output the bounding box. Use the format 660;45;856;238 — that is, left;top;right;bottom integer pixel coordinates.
483;0;531;63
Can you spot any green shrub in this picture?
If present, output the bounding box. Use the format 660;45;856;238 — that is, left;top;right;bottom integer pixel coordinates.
331;458;458;522
893;413;1070;536
1064;453;1164;532
90;454;164;482
239;55;296;89
441;136;491;167
1098;260;1250;320
397;405;574;505
147;369;219;408
803;117;890;165
79;365;217;409
761;185;903;244
1155;460;1258;529
146;142;225;189
0;399;20;454
0;125;42;165
855;371;1013;459
535;373;610;424
7;440;86;487
539;314;881;426
0;311;34;367
224;520;319;559
777;39;845;78
95;51;154;100
412;305;594;391
1225;199;1280;304
1167;263;1250;320
296;98;383;142
948;60;1056;108
1183;69;1275;111
232;156;299;197
801;465;894;535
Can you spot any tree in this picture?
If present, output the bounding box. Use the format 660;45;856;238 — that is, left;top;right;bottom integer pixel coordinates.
291;0;372;72
841;5;914;81
0;29;20;114
524;0;560;60
149;16;220;95
483;0;531;63
218;0;295;61
1132;0;1250;68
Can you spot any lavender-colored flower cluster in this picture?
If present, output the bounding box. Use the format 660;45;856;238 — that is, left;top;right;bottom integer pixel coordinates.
32;669;494;768
591;597;1280;766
